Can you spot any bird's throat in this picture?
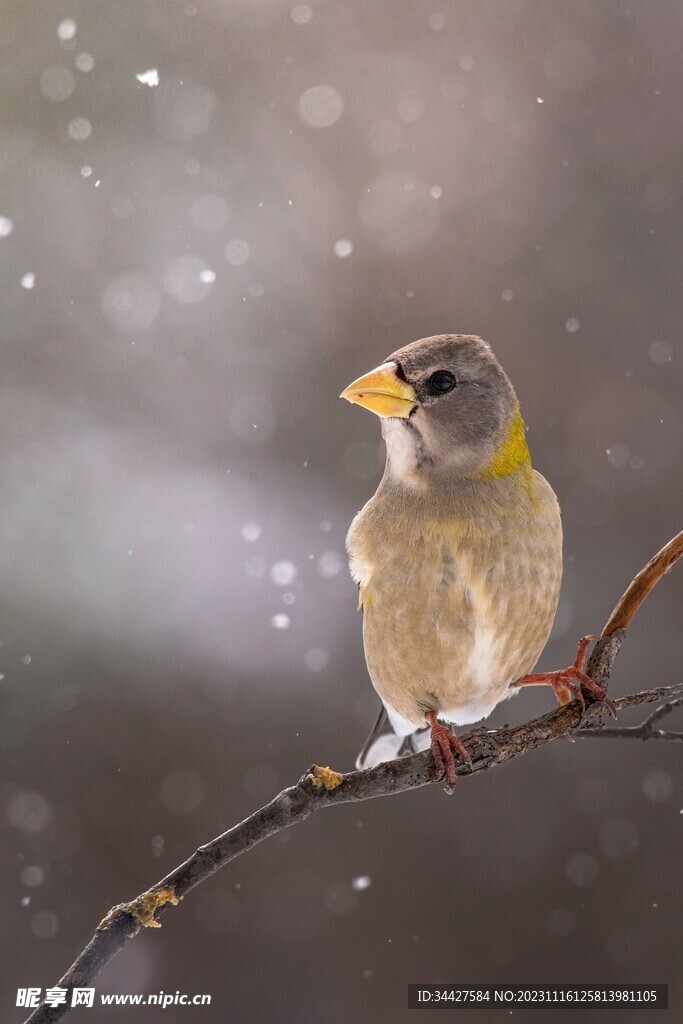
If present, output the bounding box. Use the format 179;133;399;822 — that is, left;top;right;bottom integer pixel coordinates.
381;406;532;487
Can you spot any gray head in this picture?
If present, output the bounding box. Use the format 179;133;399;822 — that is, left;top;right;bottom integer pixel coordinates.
341;334;529;485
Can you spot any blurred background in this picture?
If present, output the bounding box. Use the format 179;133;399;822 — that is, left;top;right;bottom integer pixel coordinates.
1;1;682;1021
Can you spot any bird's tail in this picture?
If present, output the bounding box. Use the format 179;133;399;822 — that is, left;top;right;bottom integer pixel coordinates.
355;704;430;770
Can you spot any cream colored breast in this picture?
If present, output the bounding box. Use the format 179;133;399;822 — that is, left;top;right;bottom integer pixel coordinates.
347;469;562;728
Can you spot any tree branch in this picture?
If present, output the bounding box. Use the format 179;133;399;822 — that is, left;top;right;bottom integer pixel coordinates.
600;529;683;635
575;694;683;741
24;530;683;1024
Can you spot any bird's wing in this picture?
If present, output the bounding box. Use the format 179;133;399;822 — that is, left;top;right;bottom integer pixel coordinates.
356;702;430;770
355;704;388;770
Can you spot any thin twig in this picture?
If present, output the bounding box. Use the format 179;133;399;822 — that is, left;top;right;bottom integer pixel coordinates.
576;694;683;741
24;530;683;1024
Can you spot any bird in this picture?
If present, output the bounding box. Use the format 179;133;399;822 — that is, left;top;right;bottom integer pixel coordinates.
340;334;615;790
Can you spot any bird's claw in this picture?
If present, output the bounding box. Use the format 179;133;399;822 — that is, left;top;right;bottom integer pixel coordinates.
573;669;618;719
516;634;617;721
428;712;472;794
549;669;617;720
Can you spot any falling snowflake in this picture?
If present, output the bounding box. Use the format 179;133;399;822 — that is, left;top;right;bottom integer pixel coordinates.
57;19;77;41
352;875;372;891
333;239;353;258
136;69;160;87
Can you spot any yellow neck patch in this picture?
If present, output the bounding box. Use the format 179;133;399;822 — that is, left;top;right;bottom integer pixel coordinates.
477;407;531;481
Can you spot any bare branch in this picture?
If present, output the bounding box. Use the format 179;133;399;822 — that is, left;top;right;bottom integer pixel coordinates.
576;694;683;742
23;530;683;1024
600;529;683;636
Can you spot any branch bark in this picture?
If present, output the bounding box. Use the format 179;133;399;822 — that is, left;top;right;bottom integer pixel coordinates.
24;530;683;1024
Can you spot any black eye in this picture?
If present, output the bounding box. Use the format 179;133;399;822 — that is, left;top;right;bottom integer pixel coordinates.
428;370;457;395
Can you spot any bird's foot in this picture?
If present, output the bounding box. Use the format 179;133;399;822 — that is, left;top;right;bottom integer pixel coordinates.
427;711;472;794
514;635;617;719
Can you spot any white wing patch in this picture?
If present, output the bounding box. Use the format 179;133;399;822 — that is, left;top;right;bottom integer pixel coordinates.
385;703;419;736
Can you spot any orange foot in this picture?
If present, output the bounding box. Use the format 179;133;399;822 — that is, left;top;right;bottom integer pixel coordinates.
514;635;617;719
427;710;472;793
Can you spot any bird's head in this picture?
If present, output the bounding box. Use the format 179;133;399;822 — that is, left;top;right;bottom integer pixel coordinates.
341;334;530;485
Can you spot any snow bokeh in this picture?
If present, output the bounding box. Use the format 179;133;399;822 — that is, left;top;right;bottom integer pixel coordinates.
1;0;681;1016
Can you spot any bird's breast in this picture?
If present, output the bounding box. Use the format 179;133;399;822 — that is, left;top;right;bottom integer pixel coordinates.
347;473;562;727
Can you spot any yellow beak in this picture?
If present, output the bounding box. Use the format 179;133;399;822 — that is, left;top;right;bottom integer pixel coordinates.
340;361;416;419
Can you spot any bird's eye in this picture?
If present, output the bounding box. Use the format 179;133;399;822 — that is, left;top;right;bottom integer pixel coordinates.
428;370;457;395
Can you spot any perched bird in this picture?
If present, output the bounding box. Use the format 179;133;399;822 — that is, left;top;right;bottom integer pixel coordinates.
341;334;615;789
